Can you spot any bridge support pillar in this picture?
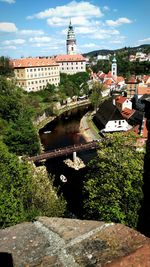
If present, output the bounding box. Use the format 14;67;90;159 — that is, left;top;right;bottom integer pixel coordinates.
73;151;77;162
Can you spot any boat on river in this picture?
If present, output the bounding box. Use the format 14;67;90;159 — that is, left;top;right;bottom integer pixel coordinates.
60;174;67;183
44;130;51;134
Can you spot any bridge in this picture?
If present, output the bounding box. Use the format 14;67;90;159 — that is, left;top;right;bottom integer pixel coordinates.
30;141;99;163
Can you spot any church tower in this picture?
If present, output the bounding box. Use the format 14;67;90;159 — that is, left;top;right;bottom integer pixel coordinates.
66;20;77;55
111;54;117;77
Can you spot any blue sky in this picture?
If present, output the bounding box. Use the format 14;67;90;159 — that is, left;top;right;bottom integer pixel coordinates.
0;0;149;58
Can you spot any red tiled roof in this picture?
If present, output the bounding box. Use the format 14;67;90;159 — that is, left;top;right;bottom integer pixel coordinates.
104;79;113;85
11;58;58;68
137;87;150;95
115;96;127;104
55;54;86;62
117;76;125;83
107;71;113;78
127;76;137;83
121;108;135;119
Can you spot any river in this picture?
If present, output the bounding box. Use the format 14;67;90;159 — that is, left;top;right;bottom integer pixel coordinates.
39;104;96;218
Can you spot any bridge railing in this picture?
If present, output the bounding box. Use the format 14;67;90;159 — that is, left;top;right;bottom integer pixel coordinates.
30;141;99;162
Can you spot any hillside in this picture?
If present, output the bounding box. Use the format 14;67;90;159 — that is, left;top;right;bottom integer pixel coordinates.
83;44;150;58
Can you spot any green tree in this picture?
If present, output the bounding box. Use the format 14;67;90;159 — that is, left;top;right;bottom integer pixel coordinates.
90;82;105;111
4;113;40;156
0;141;66;228
0;141;33;227
0;77;40;156
83;133;144;228
0;56;14;76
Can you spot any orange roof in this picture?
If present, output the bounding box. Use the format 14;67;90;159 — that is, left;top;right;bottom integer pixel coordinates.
11;58;58;68
126;76;137;83
121;108;135;119
107;71;113;78
137;87;150;95
104;79;113;86
55;54;86;62
115;96;127;104
117;76;125;83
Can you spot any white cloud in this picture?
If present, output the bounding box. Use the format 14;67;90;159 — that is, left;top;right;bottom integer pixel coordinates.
19;29;44;36
3;45;17;49
138;37;150;43
27;1;103;19
0;0;15;4
47;16;96;27
106;17;132;27
91;29;120;40
73;26;96;34
0;22;17;32
103;6;110;11
3;39;25;45
29;36;52;43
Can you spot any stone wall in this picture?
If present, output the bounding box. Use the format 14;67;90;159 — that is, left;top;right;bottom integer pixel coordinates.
0;217;150;266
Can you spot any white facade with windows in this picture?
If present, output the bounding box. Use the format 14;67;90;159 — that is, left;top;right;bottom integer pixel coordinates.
12;58;60;92
55;54;86;75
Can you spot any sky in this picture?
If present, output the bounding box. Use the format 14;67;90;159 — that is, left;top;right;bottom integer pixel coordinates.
0;0;150;58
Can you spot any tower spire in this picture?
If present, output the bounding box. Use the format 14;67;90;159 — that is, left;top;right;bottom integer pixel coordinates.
66;20;77;55
111;53;117;77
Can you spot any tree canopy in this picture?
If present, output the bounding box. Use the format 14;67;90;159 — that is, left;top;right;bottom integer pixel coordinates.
0;76;40;156
0;140;66;228
83;133;144;228
0;56;14;77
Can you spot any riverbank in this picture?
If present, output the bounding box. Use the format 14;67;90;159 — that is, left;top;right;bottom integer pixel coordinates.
36;99;90;130
79;111;100;142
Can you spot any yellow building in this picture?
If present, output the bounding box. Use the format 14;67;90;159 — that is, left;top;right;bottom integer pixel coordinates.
11;58;60;92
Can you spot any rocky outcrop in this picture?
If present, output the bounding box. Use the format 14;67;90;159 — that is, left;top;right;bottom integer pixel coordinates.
0;217;150;267
64;156;85;170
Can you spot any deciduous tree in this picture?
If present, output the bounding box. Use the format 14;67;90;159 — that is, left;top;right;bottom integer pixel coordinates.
83;133;144;228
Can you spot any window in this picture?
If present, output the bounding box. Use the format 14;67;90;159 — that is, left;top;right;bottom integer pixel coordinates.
30;69;32;72
34;69;36;71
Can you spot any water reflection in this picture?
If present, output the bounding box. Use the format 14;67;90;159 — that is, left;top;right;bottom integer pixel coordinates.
39;105;96;217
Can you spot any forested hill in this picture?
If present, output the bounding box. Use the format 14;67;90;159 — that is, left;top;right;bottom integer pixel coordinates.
83;44;150;58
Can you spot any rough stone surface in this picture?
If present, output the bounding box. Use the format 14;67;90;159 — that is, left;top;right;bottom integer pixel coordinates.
0;217;150;267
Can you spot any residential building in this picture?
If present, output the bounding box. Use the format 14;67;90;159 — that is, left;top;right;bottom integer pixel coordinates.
125;77;139;98
93;97;131;133
115;96;132;112
97;54;110;60
11;58;60;92
55;54;86;75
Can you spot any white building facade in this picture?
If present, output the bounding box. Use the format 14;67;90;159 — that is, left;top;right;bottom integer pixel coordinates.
11;58;60;92
55;54;86;75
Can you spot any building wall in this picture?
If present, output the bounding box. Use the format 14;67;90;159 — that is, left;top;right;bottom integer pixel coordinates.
14;65;60;92
126;83;138;97
58;61;86;74
103;119;130;132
